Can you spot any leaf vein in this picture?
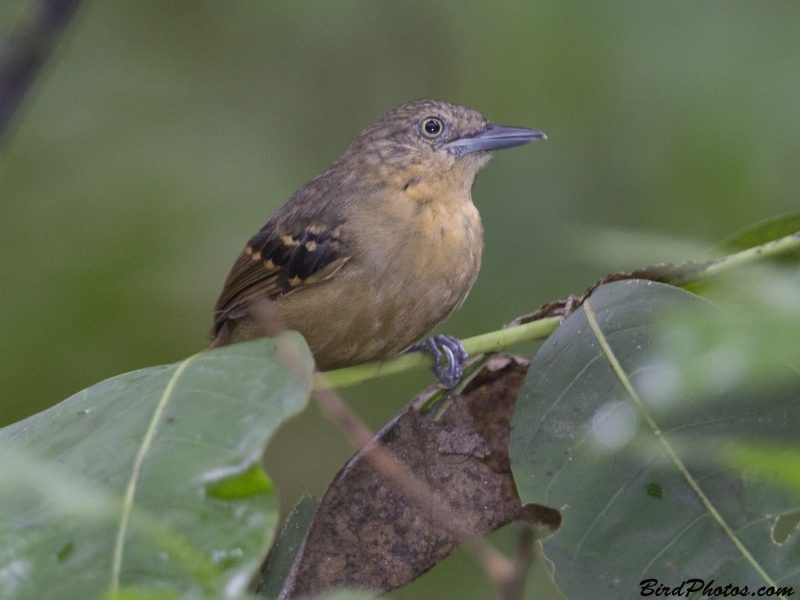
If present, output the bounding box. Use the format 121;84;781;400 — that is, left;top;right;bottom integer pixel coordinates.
109;353;200;597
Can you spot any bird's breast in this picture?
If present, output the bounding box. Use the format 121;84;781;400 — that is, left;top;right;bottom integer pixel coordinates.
365;177;484;286
350;181;484;348
276;178;484;370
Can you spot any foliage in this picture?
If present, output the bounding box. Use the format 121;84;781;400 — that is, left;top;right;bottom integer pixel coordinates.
510;279;800;598
0;335;314;600
0;218;797;599
2;2;800;597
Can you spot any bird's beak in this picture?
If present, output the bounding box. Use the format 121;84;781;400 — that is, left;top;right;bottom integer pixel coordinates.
443;124;546;157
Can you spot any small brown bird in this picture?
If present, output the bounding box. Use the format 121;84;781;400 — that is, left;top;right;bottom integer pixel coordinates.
210;99;544;386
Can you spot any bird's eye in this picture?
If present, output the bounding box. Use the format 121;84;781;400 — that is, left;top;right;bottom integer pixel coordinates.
421;117;444;138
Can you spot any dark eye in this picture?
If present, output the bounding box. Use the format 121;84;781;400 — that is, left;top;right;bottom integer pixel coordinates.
421;117;444;138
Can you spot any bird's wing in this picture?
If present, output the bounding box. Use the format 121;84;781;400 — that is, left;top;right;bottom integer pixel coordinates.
210;220;350;338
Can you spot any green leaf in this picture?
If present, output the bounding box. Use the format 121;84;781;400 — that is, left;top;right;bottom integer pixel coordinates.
722;443;800;497
306;591;376;600
716;211;800;261
107;588;183;600
257;495;320;599
205;461;275;500
510;280;800;599
0;334;314;600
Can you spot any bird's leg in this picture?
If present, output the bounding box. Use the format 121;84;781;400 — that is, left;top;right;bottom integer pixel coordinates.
407;334;469;388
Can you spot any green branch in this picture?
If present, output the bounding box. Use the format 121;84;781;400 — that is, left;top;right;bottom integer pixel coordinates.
317;317;560;389
671;230;800;286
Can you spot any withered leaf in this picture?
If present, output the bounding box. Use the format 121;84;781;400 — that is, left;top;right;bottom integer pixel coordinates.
264;354;561;599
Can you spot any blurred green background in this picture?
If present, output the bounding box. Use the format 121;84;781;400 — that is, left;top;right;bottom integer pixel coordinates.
0;1;798;598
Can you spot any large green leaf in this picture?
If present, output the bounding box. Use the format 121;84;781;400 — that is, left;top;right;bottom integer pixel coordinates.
0;334;314;600
510;280;800;599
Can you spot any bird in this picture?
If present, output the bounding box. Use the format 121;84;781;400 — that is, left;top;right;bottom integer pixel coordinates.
209;99;544;387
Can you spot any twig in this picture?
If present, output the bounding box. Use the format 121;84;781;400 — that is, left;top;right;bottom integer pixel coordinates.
0;0;84;142
668;230;800;285
497;525;535;600
318;317;559;390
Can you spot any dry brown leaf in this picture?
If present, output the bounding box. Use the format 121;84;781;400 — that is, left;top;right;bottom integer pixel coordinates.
271;354;560;598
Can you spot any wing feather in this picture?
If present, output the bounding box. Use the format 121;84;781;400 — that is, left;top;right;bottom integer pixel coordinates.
210;221;349;339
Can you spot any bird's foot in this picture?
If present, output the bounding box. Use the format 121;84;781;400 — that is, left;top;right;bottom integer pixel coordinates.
408;334;469;389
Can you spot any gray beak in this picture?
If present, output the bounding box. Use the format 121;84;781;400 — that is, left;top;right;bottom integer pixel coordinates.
443;123;546;157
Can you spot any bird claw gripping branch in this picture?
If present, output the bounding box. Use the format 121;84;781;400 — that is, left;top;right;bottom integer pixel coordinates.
407;335;470;389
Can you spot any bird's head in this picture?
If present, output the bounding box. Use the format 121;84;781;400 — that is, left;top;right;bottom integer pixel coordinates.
339;99;545;186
